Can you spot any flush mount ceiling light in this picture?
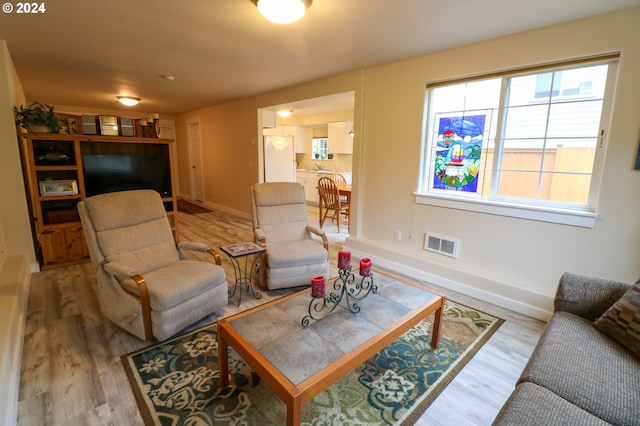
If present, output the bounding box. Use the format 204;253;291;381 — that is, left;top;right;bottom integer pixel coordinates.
251;0;312;24
117;96;141;106
277;109;293;117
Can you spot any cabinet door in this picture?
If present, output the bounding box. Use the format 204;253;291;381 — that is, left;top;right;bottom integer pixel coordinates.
39;229;69;267
310;175;322;204
39;226;90;267
66;226;89;261
293;126;307;153
299;175;313;202
328;121;354;154
304;178;313;202
262;109;276;129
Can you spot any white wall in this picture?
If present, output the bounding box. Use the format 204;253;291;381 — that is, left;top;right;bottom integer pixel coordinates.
0;40;32;426
344;7;640;318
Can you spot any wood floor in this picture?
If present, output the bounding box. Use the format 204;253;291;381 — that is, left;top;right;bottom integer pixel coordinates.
17;202;545;426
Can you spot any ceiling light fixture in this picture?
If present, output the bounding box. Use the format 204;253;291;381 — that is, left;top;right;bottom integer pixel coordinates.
251;0;312;24
277;109;293;117
117;96;141;106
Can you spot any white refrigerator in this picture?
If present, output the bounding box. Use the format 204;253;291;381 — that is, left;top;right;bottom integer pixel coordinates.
263;135;295;182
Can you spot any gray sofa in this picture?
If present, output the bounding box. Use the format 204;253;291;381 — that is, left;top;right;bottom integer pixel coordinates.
493;272;640;426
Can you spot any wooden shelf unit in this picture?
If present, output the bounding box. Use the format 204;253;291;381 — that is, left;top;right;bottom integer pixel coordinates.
19;133;178;270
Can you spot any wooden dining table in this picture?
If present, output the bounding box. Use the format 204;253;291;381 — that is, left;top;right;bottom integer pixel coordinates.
318;184;351;232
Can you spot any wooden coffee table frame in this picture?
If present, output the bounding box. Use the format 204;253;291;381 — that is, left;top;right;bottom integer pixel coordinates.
218;281;444;426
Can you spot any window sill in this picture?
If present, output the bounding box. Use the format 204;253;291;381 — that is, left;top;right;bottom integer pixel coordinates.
414;193;597;228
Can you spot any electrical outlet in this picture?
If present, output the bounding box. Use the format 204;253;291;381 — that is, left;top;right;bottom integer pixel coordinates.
394;230;401;241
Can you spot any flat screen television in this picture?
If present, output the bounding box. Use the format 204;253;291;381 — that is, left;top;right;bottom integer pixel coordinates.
82;154;172;197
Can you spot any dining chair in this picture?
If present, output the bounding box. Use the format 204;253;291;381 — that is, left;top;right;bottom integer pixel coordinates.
332;173;347;187
317;176;349;233
331;173;350;205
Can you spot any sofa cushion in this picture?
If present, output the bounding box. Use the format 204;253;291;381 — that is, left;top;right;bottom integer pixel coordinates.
518;311;640;425
594;282;640;358
120;260;226;311
492;382;610;426
253;182;308;243
266;240;328;268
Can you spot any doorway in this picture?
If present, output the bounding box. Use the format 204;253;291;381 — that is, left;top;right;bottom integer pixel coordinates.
259;91;355;185
186;118;205;202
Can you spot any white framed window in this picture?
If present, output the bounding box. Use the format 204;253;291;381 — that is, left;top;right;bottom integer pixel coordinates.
417;56;618;227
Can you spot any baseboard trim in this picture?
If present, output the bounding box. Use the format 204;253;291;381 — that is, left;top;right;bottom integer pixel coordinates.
345;243;553;322
178;197;250;220
203;202;250;220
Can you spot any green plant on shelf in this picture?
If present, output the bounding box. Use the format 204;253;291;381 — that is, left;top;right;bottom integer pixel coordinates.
14;102;60;133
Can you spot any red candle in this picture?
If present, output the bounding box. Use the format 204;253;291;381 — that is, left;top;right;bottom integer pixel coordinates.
338;250;351;270
360;258;372;277
311;276;325;298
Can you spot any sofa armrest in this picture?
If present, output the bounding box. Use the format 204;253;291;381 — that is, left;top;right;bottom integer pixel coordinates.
554;272;631;321
254;228;267;247
306;225;329;250
177;241;211;252
102;261;138;280
176;241;222;265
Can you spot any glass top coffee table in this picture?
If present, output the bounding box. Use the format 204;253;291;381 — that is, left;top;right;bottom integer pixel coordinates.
217;274;445;425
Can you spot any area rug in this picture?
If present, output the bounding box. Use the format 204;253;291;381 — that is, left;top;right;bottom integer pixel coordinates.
177;199;212;215
122;282;503;425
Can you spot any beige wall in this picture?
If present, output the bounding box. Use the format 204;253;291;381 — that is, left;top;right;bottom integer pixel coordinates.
175;8;640;317
0;41;35;269
347;7;640;316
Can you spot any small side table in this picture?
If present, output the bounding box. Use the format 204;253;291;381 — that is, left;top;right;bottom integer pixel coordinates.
220;242;265;306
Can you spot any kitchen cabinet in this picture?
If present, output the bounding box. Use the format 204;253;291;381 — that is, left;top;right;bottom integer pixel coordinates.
292;126;307;153
261;109;276;129
328;121;353;154
39;225;89;268
296;171;320;204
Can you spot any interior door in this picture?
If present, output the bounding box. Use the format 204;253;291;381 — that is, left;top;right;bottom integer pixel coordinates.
186;119;204;201
264;135;295;182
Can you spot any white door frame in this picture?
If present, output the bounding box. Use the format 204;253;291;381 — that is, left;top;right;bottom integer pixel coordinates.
186;117;205;201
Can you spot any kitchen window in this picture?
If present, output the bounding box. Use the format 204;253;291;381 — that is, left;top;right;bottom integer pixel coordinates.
312;138;328;160
417;55;618;227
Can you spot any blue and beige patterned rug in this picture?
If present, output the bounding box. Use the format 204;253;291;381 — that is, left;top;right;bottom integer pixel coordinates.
122;282;502;425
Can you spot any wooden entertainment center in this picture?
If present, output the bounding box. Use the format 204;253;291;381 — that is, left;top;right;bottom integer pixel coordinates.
18;132;177;270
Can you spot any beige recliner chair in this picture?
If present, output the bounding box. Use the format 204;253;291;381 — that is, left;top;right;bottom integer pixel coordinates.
78;189;228;341
251;182;329;290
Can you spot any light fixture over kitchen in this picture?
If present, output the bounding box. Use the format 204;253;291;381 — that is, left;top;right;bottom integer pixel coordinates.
117;96;141;106
251;0;312;24
277;109;293;117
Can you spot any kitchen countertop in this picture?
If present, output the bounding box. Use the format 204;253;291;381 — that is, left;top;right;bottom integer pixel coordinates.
296;169;351;174
296;169;335;174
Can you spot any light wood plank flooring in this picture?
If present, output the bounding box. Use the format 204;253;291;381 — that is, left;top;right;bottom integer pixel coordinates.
17;202;545;425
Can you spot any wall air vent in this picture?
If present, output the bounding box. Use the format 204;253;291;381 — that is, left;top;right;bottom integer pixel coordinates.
424;232;460;258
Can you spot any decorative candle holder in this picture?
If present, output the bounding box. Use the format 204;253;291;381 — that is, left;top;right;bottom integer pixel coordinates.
302;266;377;327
